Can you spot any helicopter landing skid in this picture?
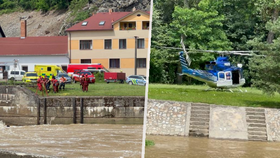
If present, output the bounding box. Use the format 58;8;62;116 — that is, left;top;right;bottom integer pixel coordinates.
204;88;244;93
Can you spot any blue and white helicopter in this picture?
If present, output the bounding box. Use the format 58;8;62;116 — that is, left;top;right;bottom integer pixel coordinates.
179;38;252;91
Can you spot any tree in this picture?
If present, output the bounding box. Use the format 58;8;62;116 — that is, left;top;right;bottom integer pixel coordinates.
249;38;280;94
170;0;231;69
247;0;280;94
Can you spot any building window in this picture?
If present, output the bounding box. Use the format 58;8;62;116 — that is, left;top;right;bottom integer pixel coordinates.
137;39;145;49
120;22;136;30
81;59;91;63
110;59;120;68
104;39;112;49
137;58;146;68
119;39;126;49
142;21;149;30
80;40;92;50
22;66;28;72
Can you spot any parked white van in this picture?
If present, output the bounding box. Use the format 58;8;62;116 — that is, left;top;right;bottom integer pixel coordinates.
7;70;26;81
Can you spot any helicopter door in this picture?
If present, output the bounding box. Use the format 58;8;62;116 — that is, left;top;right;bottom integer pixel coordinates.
217;71;232;87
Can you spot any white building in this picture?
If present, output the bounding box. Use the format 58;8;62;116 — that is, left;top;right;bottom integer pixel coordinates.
0;20;69;79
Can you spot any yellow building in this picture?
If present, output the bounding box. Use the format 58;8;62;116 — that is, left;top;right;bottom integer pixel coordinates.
66;9;150;76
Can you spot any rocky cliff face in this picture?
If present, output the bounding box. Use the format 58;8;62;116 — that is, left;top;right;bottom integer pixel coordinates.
96;0;150;12
0;0;150;37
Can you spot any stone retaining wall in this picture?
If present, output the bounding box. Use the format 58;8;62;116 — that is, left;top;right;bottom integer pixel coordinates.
266;109;280;141
0;86;145;125
146;99;280;142
146;100;190;136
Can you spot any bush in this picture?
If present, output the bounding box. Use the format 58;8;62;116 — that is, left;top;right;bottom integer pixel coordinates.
145;140;155;147
94;72;104;83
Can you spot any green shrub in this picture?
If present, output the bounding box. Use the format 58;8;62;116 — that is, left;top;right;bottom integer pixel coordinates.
145;140;155;147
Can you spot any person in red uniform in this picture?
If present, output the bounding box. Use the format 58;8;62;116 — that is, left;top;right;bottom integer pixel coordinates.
80;74;85;91
37;76;43;91
51;76;59;93
83;74;90;92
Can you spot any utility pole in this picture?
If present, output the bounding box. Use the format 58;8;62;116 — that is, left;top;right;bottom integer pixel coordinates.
134;36;138;75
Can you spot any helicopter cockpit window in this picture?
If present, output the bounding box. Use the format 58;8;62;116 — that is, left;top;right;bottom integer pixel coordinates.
219;73;225;79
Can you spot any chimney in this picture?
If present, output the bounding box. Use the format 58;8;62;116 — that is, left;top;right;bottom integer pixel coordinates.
132;7;136;12
109;8;112;14
20;19;27;39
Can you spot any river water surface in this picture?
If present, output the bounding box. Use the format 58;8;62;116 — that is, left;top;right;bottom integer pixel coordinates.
0;123;142;157
145;135;280;158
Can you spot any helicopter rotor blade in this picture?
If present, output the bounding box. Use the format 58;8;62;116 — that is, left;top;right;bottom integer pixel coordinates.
152;46;258;56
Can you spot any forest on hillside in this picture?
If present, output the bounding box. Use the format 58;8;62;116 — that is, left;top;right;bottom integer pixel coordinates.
0;0;74;12
150;0;280;94
0;0;97;22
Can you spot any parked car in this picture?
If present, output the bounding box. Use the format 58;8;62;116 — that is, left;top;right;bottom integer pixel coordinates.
7;70;26;81
126;75;146;86
56;73;72;83
72;70;95;83
22;72;39;83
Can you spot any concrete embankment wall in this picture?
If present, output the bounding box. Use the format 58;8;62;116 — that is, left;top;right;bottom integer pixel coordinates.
0;86;144;125
146;99;280;142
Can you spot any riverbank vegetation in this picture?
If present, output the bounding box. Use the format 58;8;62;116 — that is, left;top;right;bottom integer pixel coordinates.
150;0;280;95
145;140;155;147
148;84;280;108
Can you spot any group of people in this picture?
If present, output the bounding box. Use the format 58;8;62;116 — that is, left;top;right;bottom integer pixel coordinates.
37;75;67;93
80;74;90;92
37;74;89;93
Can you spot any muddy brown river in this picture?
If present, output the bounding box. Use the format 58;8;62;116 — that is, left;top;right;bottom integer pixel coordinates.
145;135;280;158
0;123;142;158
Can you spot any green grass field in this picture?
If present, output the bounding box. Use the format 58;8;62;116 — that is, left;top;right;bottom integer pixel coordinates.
27;82;145;96
148;84;280;108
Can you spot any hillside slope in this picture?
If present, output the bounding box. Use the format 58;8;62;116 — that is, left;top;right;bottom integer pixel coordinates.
0;0;150;37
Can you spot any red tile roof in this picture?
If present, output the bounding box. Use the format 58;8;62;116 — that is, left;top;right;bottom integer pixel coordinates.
0;36;67;56
66;10;150;32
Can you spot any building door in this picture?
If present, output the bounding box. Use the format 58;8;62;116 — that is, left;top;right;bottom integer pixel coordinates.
3;71;7;79
22;66;28;72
